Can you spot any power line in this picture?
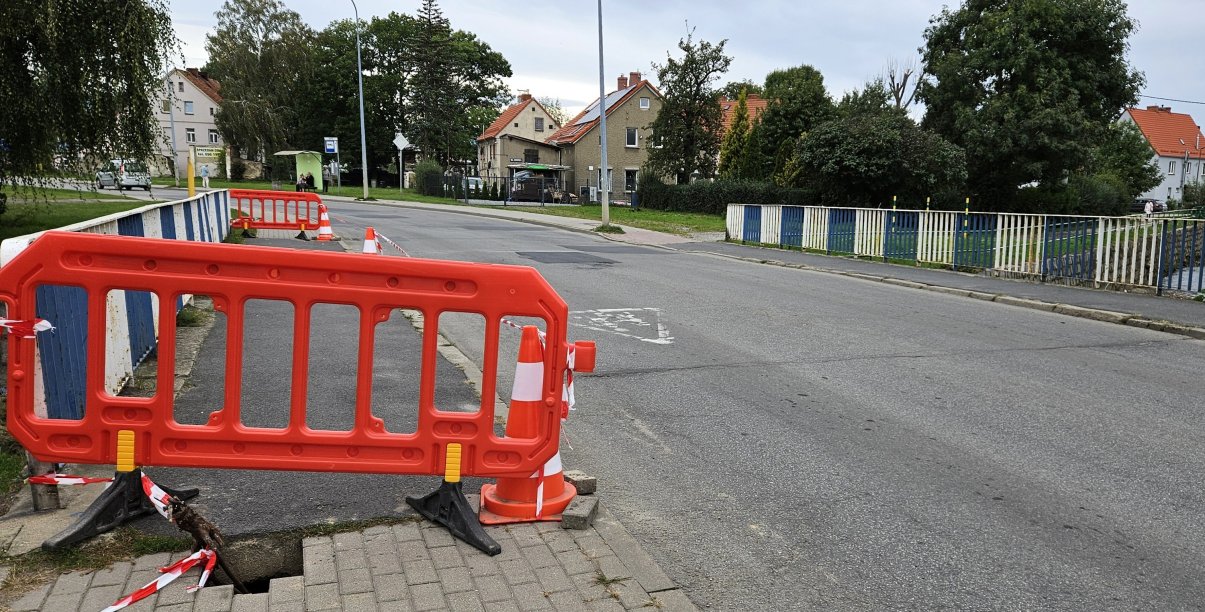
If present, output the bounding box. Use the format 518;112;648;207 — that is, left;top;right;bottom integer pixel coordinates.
1139;94;1205;106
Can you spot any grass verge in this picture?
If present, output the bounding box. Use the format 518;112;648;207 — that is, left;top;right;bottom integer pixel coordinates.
0;202;148;242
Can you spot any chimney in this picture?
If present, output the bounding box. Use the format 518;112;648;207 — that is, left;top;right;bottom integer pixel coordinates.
1146;105;1170;113
629;71;642;86
617;74;628;90
518;92;532;102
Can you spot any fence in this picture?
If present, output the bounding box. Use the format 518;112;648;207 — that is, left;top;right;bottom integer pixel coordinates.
228;189;320;232
727;204;1205;296
1;191;230;417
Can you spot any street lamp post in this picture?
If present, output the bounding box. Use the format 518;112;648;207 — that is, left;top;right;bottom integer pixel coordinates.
596;0;610;226
351;0;370;200
166;76;180;187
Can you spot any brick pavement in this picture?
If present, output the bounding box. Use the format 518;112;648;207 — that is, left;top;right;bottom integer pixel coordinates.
6;502;696;612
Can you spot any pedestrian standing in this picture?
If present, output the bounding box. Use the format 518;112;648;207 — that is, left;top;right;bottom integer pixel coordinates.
322;166;332;194
1144;199;1153;219
200;164;210;189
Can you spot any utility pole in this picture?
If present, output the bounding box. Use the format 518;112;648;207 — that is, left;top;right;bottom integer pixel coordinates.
596;0;610;226
352;0;370;200
166;75;180;187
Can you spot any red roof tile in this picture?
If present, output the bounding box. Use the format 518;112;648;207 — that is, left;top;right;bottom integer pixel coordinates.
181;68;222;104
719;94;768;135
478;97;559;142
545;81;662;146
1127;106;1204;159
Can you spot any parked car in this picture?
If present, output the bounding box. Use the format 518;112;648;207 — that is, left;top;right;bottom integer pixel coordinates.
97;159;151;191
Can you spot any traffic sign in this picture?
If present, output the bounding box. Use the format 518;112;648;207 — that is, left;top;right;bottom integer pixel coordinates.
324;137;338;154
393;133;409;151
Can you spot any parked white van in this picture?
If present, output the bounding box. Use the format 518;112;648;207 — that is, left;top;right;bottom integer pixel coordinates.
96;159;151;191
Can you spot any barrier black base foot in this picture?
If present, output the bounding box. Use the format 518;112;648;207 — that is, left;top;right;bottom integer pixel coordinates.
406;481;501;556
241;229;252;238
295;230;310;241
42;468;198;551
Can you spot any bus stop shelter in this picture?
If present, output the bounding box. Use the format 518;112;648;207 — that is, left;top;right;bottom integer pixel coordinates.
274;150;323;190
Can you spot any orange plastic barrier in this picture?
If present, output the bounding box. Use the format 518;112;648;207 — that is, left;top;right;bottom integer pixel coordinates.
1;232;594;479
228;189;321;231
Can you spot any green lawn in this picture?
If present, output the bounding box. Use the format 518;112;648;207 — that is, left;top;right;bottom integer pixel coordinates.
0;202;148;242
4;187;146;202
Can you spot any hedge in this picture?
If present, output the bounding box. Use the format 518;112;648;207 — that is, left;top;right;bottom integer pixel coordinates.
636;173;817;214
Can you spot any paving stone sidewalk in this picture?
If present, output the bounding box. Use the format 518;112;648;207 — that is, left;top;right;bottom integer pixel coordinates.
7;501;696;612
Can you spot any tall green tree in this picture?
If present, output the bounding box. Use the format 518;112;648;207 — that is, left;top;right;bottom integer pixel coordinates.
1089;121;1162;200
749;65;835;180
406;0;510;167
718;88;752;178
644;31;732;184
719;79;763;100
918;0;1144;209
0;0;177;193
205;0;315;165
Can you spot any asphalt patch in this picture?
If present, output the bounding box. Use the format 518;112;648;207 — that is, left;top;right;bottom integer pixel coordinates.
516;251;617;264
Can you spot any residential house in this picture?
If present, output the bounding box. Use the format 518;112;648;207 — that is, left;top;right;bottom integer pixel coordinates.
156;68;224;178
477;93;563;187
546;72;663;202
1121;105;1205;203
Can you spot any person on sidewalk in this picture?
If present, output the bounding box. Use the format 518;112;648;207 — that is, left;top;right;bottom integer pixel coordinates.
322;166;332;194
1144;199;1153;219
200;164;210;189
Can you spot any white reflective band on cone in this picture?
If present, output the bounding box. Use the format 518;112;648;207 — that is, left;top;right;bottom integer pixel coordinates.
511;362;543;401
531;452;563;478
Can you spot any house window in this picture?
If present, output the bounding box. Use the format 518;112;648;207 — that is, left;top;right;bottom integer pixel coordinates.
208;129;220;144
639;97;650;110
624;169;638;192
185;128;196;143
535;117;544;132
514;122;519;128
648;130;663;148
184;101;194;115
598;168;613;191
626;128;638;148
178;81;184;92
161;99;170;113
210;107;215;116
524;148;539;163
1169;160;1176;175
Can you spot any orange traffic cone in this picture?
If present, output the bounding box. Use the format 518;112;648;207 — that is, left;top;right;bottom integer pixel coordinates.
316;204;334;241
362;227;382;254
480;326;575;524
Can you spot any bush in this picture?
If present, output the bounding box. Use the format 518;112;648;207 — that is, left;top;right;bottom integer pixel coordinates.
414;159;443;196
1009;174;1127;216
636;172;817;214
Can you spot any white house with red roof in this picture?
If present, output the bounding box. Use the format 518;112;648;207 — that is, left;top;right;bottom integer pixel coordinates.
1122;105;1205;203
155;68;225;179
476;93;564;187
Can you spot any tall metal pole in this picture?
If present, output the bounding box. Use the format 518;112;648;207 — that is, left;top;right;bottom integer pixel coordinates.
352;0;370;200
166;75;180;187
596;0;610;226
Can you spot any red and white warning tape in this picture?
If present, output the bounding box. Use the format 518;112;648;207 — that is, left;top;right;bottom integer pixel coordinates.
328;213;410;256
25;474;113;486
101;548;218;611
0;318;55;338
26;471;223;606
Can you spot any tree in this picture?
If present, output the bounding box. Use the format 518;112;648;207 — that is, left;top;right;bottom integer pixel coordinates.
1181;181;1205;209
749;65;835;180
918;0;1144;209
0;0;177;193
537;96;569;126
205;0;315;165
836;79;904;120
782;112;966;207
1089;121;1162;200
882;59;921;110
718;88;752;178
406;0;511;167
645;30;732;184
719;79;763;100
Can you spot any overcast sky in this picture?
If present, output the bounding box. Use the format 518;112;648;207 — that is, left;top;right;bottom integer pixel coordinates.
168;0;1205;120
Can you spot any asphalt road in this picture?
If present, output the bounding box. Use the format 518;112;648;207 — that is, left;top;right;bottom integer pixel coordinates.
321;201;1205;611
